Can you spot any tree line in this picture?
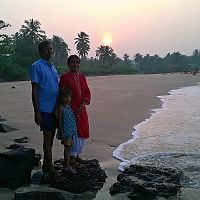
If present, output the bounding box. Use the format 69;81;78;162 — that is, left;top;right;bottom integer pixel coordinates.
0;19;200;81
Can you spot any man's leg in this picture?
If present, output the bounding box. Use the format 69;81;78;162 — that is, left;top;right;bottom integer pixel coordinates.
42;131;55;173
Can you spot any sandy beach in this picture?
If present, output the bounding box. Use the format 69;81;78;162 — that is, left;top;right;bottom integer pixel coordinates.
1;73;200;199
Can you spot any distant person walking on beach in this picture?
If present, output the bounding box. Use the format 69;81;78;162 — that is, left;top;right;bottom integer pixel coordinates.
193;67;198;76
56;88;78;174
59;55;91;167
29;40;59;180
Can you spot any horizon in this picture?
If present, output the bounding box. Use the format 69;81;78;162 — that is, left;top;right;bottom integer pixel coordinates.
1;0;200;58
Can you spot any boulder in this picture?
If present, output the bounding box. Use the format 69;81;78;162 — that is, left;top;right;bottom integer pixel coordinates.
0;116;7;122
0;148;35;189
15;184;86;200
110;164;182;199
31;171;44;185
6;144;24;150
37;159;107;196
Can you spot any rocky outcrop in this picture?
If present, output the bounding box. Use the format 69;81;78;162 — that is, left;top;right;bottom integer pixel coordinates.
0;115;6;122
0;148;35;189
110;164;182;200
6;144;24;150
37;159;107;195
5;144;41;167
15;184;87;200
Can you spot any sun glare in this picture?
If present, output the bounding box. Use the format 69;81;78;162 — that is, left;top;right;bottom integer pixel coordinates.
102;32;112;46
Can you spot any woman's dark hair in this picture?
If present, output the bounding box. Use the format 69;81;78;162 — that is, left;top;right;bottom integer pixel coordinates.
38;40;51;52
67;55;80;65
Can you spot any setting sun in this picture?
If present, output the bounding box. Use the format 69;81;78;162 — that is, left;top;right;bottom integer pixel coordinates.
102;32;112;46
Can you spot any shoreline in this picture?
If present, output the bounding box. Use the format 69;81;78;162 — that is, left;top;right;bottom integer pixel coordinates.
0;73;200;199
90;74;200;199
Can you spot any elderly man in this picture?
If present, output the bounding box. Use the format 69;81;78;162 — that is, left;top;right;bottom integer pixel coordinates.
29;40;59;180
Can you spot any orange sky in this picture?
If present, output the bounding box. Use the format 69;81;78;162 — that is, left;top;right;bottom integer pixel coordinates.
1;0;200;58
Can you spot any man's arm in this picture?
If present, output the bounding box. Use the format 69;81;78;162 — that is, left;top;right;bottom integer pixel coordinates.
31;82;41;126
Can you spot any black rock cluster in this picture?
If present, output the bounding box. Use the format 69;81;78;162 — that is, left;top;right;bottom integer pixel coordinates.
47;159;107;194
110;164;182;200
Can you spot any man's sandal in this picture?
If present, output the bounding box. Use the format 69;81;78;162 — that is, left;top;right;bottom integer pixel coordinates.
43;170;60;183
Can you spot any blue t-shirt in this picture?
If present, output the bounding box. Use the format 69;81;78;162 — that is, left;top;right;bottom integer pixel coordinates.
29;59;59;113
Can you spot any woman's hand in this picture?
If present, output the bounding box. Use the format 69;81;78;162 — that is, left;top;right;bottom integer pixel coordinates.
76;101;86;116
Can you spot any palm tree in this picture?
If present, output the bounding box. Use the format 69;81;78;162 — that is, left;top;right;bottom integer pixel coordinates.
96;45;114;65
0;35;13;54
0;20;10;31
110;53;118;67
12;19;46;65
134;53;143;64
192;49;200;66
0;20;11;40
123;53;131;66
193;49;200;57
74;32;90;59
51;35;70;65
20;18;46;45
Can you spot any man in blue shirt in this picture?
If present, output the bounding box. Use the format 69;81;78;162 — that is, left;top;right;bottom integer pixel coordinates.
29;40;59;179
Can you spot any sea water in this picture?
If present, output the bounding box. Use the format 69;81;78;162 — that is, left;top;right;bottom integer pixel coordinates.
113;84;200;190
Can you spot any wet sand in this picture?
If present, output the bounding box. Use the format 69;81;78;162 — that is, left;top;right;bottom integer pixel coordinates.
0;73;200;199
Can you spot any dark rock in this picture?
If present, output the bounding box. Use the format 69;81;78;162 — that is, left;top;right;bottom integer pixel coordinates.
0;148;35;189
0;123;17;132
6;144;40;167
43;159;107;196
0;116;7;122
14;136;29;143
15;184;86;200
110;182;132;195
11;86;15;89
110;164;182;199
31;171;45;185
6;144;24;149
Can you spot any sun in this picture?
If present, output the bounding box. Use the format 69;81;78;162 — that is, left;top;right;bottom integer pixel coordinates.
102;32;112;46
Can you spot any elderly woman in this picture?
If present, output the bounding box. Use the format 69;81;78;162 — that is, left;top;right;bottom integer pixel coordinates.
59;55;91;166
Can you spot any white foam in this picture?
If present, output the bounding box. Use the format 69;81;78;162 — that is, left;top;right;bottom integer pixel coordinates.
113;84;200;171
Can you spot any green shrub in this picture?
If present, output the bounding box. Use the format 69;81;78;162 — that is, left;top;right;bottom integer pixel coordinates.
0;64;28;81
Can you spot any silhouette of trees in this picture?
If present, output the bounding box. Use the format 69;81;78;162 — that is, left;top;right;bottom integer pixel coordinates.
123;53;131;67
20;19;46;44
0;20;12;54
0;20;11;39
51;35;70;65
96;45;115;65
74;31;90;59
0;20;11;30
12;18;46;66
191;49;200;65
1;17;200;81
